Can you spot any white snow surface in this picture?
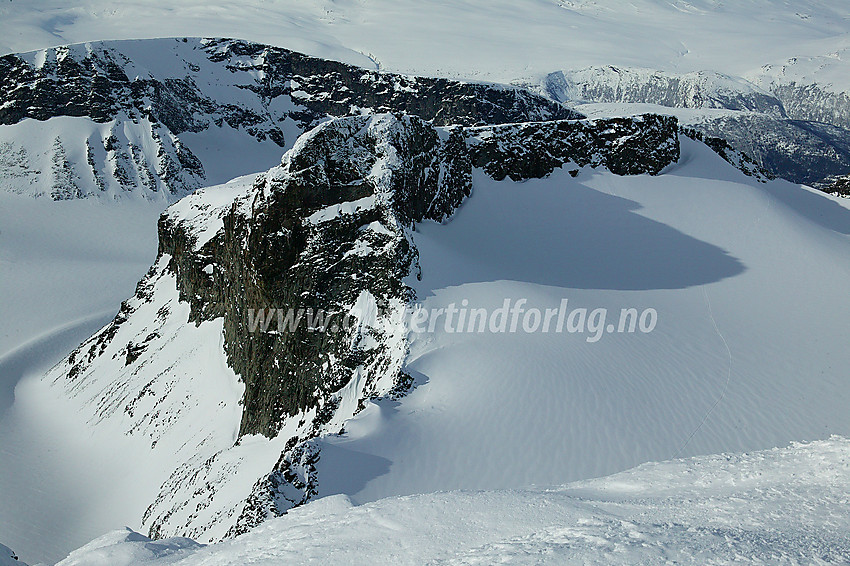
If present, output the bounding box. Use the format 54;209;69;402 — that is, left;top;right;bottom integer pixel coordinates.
55;437;850;565
0;256;257;565
1;1;850;91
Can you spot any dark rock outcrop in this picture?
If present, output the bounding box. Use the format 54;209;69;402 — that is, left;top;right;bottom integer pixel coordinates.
156;112;679;439
158;114;474;439
0;38;579;200
690;115;850;186
819;174;850;197
468;114;680;181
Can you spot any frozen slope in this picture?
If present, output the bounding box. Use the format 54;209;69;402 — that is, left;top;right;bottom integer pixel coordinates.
315;137;850;502
55;437;850;565
0;191;161;409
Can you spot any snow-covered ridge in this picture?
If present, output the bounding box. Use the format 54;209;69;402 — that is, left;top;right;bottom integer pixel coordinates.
54;437;850;565
0;37;576;201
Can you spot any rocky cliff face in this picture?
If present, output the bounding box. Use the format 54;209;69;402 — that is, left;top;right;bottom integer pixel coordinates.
467;114;679;180
160;111;679;439
48;110;680;542
0;38;577;201
160;114;473;441
690;115;850;186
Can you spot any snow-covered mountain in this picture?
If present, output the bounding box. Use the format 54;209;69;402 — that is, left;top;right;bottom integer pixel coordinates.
3;2;850;564
5;104;850;563
0;38;572;201
24;111;678;550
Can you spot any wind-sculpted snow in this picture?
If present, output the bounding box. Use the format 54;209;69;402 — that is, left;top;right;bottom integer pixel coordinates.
55;438;850;565
0;38;577;201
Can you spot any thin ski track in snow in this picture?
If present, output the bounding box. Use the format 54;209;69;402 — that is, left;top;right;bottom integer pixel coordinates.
672;287;733;459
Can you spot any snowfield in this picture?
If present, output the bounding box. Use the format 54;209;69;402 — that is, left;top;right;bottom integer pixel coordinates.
54;437;850;565
313;138;850;502
0;191;161;413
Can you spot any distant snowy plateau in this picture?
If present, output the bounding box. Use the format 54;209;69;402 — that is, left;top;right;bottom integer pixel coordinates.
1;1;850;564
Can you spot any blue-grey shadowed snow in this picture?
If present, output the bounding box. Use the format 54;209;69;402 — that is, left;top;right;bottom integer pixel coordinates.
315;435;393;501
413;170;745;291
667;147;850;236
0;310;112;418
317;372;427;501
760;180;850;236
41;14;78;39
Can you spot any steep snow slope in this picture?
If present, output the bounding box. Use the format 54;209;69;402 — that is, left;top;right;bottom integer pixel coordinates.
55;437;850;565
313;137;850;502
0;37;571;201
0;115;207;201
0;180;259;565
